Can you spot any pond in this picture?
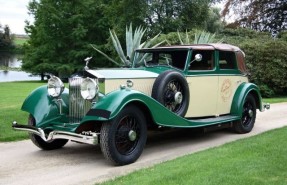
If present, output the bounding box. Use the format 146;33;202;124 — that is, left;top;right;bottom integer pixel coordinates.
0;52;40;82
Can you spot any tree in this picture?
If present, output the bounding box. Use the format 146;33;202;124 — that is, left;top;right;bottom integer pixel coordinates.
0;24;13;50
23;0;112;79
222;0;287;34
205;7;224;33
103;0;220;35
145;0;211;35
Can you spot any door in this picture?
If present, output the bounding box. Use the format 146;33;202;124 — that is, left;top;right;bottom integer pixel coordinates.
185;50;218;118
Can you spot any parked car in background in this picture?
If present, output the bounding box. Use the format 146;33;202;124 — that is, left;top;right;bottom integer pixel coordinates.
13;44;270;165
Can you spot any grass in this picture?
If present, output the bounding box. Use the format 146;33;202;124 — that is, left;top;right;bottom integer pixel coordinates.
0;81;46;142
263;96;287;104
100;126;287;185
13;37;28;46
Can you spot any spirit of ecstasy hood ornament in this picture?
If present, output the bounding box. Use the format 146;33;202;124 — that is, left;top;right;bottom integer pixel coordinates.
84;57;93;70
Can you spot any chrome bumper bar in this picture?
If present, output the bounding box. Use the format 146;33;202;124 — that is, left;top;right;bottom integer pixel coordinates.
12;121;98;145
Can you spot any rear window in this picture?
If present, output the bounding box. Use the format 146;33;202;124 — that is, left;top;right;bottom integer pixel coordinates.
219;51;237;70
236;51;247;73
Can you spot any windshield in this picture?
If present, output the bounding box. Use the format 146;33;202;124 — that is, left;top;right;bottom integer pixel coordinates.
133;50;188;70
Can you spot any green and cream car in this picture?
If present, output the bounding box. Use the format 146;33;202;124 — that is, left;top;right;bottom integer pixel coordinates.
13;44;270;165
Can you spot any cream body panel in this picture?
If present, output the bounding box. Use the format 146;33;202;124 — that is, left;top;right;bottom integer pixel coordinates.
216;75;248;115
105;78;155;96
185;76;218;117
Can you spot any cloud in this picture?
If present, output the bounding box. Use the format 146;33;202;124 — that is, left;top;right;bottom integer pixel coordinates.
0;0;34;34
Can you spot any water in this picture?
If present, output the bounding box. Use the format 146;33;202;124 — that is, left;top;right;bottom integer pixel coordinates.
0;70;40;82
0;52;40;82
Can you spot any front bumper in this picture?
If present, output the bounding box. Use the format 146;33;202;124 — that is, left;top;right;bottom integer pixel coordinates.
12;121;98;145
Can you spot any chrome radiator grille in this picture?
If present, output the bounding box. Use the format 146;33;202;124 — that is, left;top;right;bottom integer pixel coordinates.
69;78;92;123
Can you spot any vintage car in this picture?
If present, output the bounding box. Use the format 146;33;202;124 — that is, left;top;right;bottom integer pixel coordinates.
13;44;270;165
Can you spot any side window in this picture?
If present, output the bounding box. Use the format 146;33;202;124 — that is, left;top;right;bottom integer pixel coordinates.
189;50;214;71
158;53;172;65
219;51;237;70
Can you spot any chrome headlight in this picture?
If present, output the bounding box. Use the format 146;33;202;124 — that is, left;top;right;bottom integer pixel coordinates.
47;76;64;98
80;78;99;100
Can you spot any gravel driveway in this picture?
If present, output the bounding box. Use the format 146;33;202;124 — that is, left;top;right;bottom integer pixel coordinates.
0;103;286;185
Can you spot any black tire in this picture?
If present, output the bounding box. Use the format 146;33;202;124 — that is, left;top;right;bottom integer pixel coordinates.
28;115;68;150
100;105;147;165
233;94;257;134
152;70;190;117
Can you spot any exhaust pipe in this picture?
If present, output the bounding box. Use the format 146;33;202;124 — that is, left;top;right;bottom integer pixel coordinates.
12;121;98;145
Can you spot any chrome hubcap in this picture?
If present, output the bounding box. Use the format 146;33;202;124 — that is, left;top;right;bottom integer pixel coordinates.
128;130;137;141
174;92;183;104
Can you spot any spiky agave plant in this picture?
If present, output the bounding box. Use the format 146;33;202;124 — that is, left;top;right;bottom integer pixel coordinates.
91;24;164;67
177;30;223;44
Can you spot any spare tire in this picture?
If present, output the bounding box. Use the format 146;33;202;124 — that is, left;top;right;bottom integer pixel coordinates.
152;70;189;117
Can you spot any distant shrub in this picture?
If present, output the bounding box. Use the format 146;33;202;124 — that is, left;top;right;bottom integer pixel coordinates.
218;28;287;97
240;40;287;97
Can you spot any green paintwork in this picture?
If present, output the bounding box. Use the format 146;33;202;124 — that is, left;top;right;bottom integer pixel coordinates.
20;82;262;130
81;87;240;128
21;85;71;129
230;82;263;116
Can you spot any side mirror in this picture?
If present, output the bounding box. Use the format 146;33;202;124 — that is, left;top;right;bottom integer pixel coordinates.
194;54;202;62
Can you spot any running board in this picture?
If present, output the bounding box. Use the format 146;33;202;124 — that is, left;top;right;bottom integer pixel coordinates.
187;115;240;125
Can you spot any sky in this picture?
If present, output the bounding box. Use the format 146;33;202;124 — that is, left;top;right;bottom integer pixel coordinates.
0;0;33;35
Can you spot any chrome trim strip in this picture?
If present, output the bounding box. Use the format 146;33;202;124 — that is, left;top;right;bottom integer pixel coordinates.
12;121;98;145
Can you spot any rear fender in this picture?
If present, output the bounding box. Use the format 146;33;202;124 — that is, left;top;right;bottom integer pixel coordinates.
21;85;69;127
230;82;263;117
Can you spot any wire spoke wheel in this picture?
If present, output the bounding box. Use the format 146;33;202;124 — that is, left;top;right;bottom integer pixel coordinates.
152;70;189;117
163;80;183;112
115;115;141;155
233;94;256;134
100;105;147;165
242;101;254;127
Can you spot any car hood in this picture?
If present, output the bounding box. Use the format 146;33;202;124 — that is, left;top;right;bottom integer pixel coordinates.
86;69;159;79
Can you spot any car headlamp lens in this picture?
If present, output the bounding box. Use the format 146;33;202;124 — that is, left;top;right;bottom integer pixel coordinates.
47;76;64;98
81;78;99;100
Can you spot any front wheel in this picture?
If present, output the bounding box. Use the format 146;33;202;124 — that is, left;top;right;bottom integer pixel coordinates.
28;114;68;150
100;105;147;165
233;94;257;134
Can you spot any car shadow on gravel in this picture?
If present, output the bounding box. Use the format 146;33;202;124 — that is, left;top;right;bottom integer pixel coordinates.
27;128;233;165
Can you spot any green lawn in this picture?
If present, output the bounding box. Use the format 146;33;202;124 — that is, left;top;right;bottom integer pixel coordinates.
0;81;46;141
13;37;28;46
99;126;287;185
263;96;287;104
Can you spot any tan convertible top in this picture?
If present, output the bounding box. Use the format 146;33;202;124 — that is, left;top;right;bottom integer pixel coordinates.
138;44;242;52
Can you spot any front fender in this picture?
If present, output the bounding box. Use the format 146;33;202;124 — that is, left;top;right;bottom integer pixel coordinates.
230;82;263;116
21;85;69;127
82;89;156;122
81;88;193;127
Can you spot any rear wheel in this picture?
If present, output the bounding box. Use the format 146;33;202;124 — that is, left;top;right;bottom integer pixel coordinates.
100;105;147;165
233;94;257;134
28;114;68;150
